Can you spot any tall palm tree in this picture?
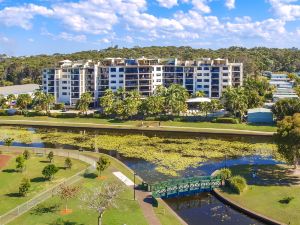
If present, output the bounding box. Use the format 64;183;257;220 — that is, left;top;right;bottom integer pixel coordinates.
41;93;55;113
16;94;32;112
77;92;92;115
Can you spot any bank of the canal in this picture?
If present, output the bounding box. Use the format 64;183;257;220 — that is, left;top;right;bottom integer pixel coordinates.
0;125;277;225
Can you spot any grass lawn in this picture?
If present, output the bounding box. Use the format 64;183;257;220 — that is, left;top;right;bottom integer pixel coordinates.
81;151;184;225
8;165;148;225
220;164;300;225
0;115;276;133
0;153;88;215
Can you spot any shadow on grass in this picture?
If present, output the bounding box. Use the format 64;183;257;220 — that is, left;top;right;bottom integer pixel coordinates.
5;192;21;197
31;177;47;183
107;119;127;124
230;164;300;187
31;204;60;215
2;169;17;173
83;172;97;179
278;196;294;204
48;218;84;225
40;160;50;163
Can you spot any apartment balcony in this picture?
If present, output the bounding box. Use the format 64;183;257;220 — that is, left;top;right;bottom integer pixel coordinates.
125;75;138;80
48;76;55;80
71;93;80;98
71;87;80;92
139;74;151;79
100;81;109;85
140;87;152;91
139;81;151;85
48;88;55;92
125;81;138;87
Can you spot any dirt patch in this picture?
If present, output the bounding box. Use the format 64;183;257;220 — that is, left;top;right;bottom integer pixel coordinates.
0;155;12;169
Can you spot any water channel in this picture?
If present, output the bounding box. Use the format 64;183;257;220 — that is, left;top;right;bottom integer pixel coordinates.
2;125;278;225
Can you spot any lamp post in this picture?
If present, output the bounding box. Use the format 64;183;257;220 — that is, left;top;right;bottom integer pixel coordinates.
134;172;137;200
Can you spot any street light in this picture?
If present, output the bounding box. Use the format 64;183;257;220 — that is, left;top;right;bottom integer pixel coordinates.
133;172;137;200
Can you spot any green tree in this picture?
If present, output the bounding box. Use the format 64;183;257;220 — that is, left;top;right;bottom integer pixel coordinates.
96;156;111;177
47;151;54;163
272;98;300;121
16;94;32;111
42;164;59;180
64;157;72;169
19;177;31;196
222;87;248;120
122;90;142;119
275;113;300;169
165;84;189;115
6;94;16;108
210;99;222;112
142;95;165;116
76;92;92;115
23;149;31;160
194;90;206;97
198;102;211;117
3;137;14;147
16;155;25;172
41;93;55;113
99;89;115;116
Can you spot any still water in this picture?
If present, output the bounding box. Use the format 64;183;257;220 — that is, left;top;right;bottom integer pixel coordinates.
4;126;276;225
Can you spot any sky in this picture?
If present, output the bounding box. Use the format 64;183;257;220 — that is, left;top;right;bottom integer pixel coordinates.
1;0;300;56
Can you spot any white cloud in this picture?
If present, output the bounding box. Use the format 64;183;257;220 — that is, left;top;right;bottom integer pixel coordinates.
225;0;235;9
0;36;9;43
157;0;178;8
0;3;53;29
28;38;34;42
41;29;87;42
269;0;300;21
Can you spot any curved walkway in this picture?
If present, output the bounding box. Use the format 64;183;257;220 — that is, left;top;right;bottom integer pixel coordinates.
0;146;163;225
0;119;275;136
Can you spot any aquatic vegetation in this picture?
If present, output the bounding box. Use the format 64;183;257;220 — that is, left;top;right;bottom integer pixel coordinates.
0;127;277;176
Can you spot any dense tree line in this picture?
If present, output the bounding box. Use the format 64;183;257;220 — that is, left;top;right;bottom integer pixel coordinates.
1;46;300;85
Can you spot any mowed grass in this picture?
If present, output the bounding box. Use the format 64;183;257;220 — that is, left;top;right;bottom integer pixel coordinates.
220;164;300;225
9;165;148;225
0;115;276;132
0;154;88;214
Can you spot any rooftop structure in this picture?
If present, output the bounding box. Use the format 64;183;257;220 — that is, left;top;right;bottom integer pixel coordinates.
269;73;298;101
0;84;40;97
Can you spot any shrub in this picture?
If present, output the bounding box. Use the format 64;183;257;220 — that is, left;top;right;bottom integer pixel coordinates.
0;110;8;116
228;175;247;194
53;103;65;110
19;177;31;196
16;155;26;172
42;164;59;180
23;150;31;160
64;157;72;169
49;113;77;118
212;117;239;124
25;111;47;117
217;168;232;180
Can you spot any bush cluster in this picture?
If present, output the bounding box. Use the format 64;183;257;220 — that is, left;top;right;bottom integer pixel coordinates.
49;113;78;118
212;117;239;124
217;168;232;180
228;175;247;194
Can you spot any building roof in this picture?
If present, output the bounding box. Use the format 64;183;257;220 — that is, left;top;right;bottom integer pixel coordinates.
248;108;272;113
186;97;211;103
0;84;40;96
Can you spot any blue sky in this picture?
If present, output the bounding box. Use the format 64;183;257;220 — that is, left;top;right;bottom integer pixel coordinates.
1;0;300;56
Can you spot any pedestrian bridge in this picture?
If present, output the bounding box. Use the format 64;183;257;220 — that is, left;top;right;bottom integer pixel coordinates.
142;175;222;199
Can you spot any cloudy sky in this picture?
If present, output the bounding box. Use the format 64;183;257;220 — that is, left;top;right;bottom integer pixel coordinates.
0;0;300;56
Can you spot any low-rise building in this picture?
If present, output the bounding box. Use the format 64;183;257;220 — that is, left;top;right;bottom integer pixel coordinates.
0;84;40;97
248;108;274;124
269;73;298;101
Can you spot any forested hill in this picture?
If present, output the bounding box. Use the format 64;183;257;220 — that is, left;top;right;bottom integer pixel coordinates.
1;46;300;86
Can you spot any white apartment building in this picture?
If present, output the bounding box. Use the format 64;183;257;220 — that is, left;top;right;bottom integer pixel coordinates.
43;58;243;105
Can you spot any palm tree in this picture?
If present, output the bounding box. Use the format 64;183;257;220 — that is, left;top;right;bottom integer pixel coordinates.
165;84;189;116
32;90;44;111
16;94;32;112
6;94;16;108
194;91;206;97
76;92;92;115
198;102;211;117
42;93;55;113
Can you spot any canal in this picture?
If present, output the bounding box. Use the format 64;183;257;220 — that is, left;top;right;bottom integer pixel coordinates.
2;125;277;225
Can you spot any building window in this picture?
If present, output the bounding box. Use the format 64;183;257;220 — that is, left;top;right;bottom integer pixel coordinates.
223;73;228;76
197;85;202;88
119;74;123;78
156;79;161;82
156;67;161;71
204;79;209;82
119;68;124;72
223;79;228;82
111;80;116;84
62;81;67;84
223;67;228;70
197;79;202;82
62;87;68;90
62;92;68;95
197;67;202;70
204;67;210;70
204;85;209;88
204;73;210;76
197;73;202;76
111;86;116;89
119;80;123;84
110;68;116;72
